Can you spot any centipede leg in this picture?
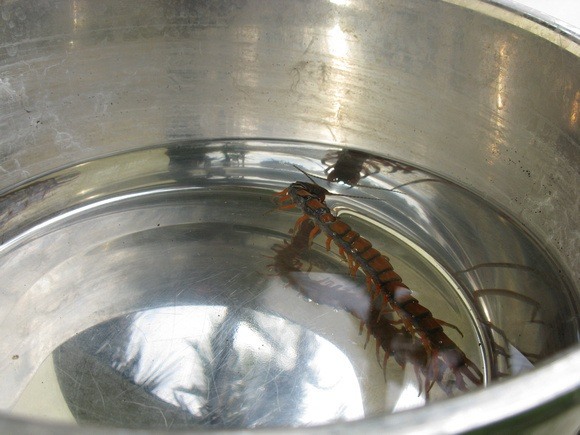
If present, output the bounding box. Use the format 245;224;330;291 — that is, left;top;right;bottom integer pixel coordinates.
375;339;383;366
388;300;424;349
364;328;372;348
372;283;383;301
308;225;321;245
435;318;464;338
414;364;424;397
365;275;373;294
385;318;405;327
425;380;435;399
277;198;296;210
265;197;295;215
382;351;392;381
453;369;468;391
427;349;440;394
346;254;355;274
378;293;395;316
293;214;311;233
460;359;484;385
425;369;436;398
378;304;395;318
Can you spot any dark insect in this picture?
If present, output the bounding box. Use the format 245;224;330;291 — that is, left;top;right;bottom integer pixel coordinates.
321;149;414;186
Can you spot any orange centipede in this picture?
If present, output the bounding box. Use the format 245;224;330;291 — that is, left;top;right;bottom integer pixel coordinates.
274;178;484;392
269;217;457;395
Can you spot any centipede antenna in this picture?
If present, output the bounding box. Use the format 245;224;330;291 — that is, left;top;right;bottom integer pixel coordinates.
292;164;321;185
292;164;404;200
295;164;437;196
389;178;445;193
300;171;338;184
306;170;410;193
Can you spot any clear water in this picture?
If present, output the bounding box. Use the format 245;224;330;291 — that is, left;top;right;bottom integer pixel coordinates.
1;140;577;429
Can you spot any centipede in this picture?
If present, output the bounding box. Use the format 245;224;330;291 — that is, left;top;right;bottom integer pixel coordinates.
274;175;484;393
269;217;456;396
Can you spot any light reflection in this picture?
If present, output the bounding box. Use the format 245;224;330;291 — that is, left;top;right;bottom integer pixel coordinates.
487;41;510;165
301;336;364;422
72;0;81;30
330;0;351;6
508;343;534;375
392;364;425;412
327;23;349;59
103;305;364;426
325;22;351;135
570;90;579;130
68;0;83;49
495;43;508;111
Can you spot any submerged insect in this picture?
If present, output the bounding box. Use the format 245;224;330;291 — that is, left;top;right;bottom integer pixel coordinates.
321;149;414;186
273;176;483;392
268;219;317;277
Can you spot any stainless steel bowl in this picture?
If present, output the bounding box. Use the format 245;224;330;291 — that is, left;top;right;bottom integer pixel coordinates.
0;0;578;433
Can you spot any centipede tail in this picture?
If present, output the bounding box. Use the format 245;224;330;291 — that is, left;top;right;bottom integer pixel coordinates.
275;180;484;392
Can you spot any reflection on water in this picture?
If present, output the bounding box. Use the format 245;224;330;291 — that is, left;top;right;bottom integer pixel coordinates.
54;306;364;429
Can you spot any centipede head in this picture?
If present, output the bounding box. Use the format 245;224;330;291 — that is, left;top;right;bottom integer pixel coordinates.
292;181;329;201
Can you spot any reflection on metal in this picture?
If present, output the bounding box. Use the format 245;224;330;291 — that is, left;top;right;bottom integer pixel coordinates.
321;149;414;186
327;23;349;59
453;262;549;377
0;173;78;229
495;42;509;111
570;90;579;129
329;0;351;7
54;306;364;429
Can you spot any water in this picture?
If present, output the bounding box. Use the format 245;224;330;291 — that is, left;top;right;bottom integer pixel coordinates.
1;140;577;429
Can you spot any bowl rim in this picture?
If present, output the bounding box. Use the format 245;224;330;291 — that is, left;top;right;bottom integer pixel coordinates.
1;346;579;434
445;0;580;49
0;0;577;433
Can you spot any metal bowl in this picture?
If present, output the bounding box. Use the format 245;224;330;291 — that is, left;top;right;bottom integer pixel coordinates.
0;0;578;433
